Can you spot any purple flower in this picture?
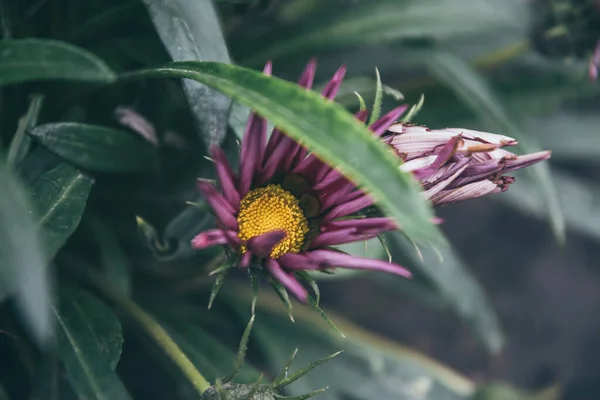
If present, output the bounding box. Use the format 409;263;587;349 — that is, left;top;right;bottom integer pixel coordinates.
590;39;600;81
386;124;552;206
192;60;412;303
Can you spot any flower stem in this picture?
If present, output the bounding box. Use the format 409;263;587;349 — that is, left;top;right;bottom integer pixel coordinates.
67;260;212;395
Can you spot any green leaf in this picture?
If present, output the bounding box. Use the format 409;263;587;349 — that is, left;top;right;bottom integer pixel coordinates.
130;61;443;245
0;39;116;86
28;123;160;173
67;2;141;42
142;0;232;145
500;171;600;244
29;163;93;259
61;286;124;370
381;233;504;354
0;384;9;400
53;286;131;400
7;95;44;169
29;355;62;400
530;112;600;163
235;288;475;400
0;160;52;346
422;50;565;243
89;215;131;296
239;0;528;64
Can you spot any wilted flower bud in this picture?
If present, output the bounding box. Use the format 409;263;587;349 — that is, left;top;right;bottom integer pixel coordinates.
386;124;552;206
201;383;276;400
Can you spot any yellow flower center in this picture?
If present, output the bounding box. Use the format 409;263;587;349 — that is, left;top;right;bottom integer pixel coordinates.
237;184;309;259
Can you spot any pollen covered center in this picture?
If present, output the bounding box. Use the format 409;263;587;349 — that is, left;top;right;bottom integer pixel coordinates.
237;184;309;258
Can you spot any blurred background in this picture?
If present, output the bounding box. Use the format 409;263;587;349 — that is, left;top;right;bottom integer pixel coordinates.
2;0;600;399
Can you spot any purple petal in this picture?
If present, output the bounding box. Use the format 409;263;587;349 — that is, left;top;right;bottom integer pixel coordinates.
368;105;408;137
261;61;318;178
191;229;227;249
324;193;374;221
298;59;317;89
355;109;369;123
388;124;517;160
260;132;294;184
413;135;462;181
503;151;552;173
115;107;159;146
278;253;318;270
308;249;412;278
309;228;358;248
240;251;252;268
590;40;600;81
263;61;273;75
321;65;347;100
317;179;354;211
323;217;397;233
238;113;267;197
429;180;501;206
197;180;238;230
247;230;286;258
210;145;240;208
421;158;470;200
264;259;308;303
291;153;323;181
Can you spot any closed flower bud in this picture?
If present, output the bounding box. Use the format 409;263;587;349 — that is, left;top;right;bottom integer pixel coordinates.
386;124;552;206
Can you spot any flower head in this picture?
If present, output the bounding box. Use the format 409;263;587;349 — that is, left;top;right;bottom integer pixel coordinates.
192;60;412;303
192;61;552;304
386;124;552;206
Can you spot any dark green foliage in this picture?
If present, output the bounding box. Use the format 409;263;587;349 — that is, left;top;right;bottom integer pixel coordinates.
0;0;595;399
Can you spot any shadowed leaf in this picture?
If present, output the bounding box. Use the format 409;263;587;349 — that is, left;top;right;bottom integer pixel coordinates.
29;163;92;259
0;39;116;86
53;286;130;399
28;123;159;173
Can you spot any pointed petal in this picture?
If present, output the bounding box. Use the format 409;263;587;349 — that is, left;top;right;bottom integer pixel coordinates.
308;249;412;278
263;61;273;75
324;193;374;221
260;133;294;184
265;259;308;303
321;66;346;100
355;109;369;123
238;250;252;268
413;135;462;181
247;230;286;258
429;180;502;206
323;217;397;233
239;113;267;197
368;105;408;137
310;228;375;248
421;158;470;199
191;229;227;249
197;180;238;230
278;253;318;270
503;151;552;173
298;59;317;89
210;145;240;208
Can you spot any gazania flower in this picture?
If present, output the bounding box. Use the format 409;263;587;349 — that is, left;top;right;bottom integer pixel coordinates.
191;61;552;303
191;60;413;303
386;124;552;206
